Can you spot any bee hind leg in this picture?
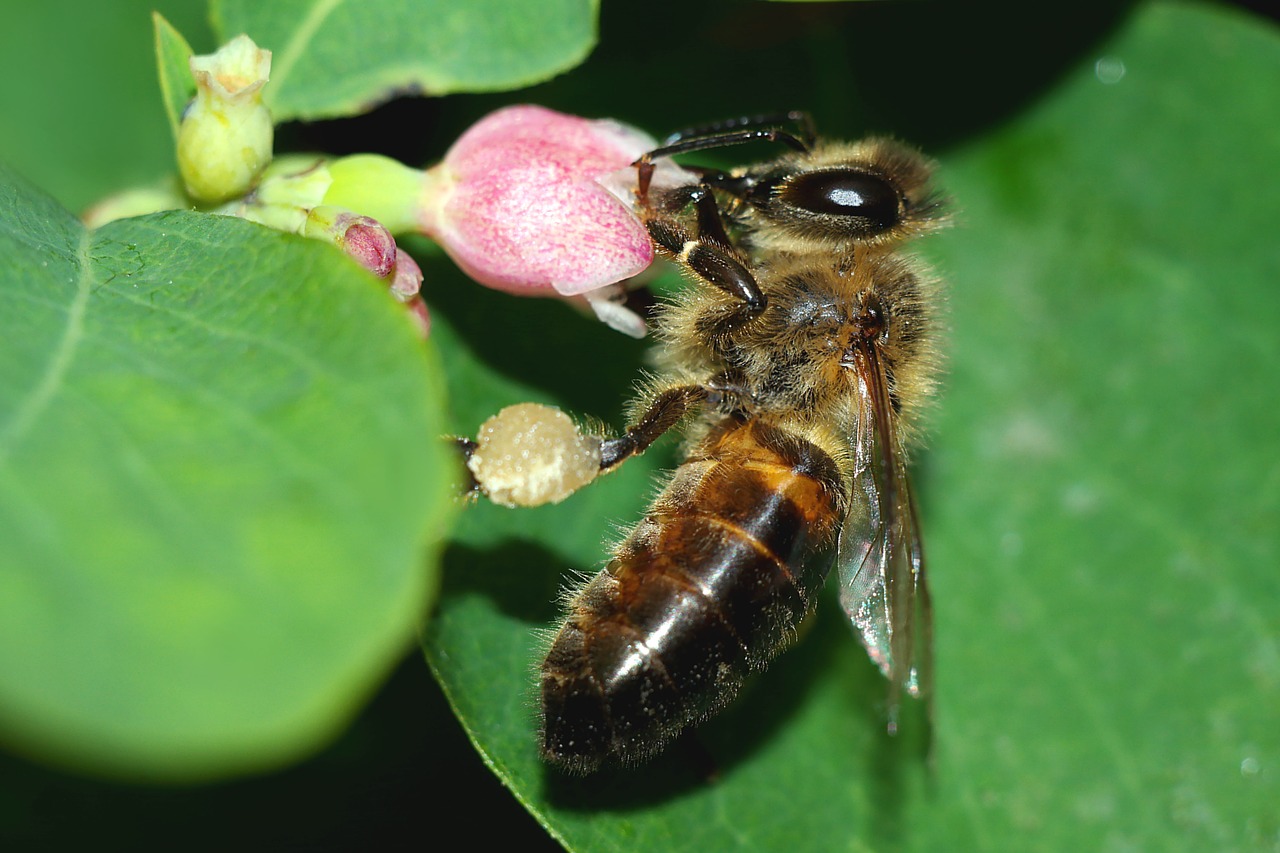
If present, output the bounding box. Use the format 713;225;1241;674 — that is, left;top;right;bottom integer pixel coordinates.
452;436;482;496
599;383;713;470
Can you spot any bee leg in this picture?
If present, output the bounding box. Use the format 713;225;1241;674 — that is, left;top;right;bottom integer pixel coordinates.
644;198;766;330
640;126;811;165
705;371;755;410
452;436;482;496
689;183;735;248
635;124;810;199
645;182;735;245
660;110;815;148
599;384;712;470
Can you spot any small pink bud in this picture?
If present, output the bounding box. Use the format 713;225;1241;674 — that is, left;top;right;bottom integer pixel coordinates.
418;105;663;297
300;205;426;334
339;216;397;278
389;248;423;301
404;296;431;337
389;249;428;337
304;207;397;277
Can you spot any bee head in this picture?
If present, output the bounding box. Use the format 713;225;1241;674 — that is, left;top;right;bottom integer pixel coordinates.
723;138;947;247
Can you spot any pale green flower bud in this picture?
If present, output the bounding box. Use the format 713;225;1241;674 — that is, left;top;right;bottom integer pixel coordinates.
177;35;273;203
81;182;186;228
324;154;424;235
232;157;332;232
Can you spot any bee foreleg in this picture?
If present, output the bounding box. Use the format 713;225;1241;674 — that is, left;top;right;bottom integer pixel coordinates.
646;182;737;247
644;212;766;330
659;110;816;148
637;126;811;167
638;163;764;333
599;383;712;470
635;118;810;199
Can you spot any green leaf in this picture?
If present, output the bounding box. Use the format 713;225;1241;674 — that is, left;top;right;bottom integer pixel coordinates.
210;0;598;122
153;11;197;140
425;2;1280;850
0;166;457;780
0;0;212;213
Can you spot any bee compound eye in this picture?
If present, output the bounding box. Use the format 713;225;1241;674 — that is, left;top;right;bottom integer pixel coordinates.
785;171;901;232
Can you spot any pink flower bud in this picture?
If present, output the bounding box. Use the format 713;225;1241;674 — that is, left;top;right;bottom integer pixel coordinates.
304;207;398;278
388;248;423;301
337;216;397;278
418;105;663;297
390;250;428;338
404;296;431;338
300;205;427;335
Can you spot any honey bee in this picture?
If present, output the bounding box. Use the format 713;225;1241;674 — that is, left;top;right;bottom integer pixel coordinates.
463;113;947;773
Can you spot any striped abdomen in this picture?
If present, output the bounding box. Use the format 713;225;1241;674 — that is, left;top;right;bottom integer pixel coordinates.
539;417;847;772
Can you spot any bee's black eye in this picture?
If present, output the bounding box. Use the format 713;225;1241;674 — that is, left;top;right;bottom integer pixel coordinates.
783;171;901;231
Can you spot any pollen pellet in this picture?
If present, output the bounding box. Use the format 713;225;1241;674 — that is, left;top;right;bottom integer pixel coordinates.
468;403;602;507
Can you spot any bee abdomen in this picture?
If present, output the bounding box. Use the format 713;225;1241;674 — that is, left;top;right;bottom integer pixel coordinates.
540;419;845;772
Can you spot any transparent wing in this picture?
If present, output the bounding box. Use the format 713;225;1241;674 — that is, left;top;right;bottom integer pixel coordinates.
836;339;933;729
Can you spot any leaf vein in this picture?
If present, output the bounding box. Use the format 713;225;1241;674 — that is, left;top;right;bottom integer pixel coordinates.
271;0;345;96
0;231;92;463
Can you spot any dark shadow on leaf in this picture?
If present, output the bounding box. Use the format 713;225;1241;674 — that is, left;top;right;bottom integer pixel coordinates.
426;260;648;425
866;688;934;849
0;653;559;852
828;632;936;850
697;592;850;771
435;539;566;627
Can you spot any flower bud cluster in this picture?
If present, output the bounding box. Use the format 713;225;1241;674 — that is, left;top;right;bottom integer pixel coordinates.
227;155;429;334
97;32;696;340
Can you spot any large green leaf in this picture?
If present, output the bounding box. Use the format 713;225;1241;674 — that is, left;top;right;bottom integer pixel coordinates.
0;167;456;780
211;0;598;122
426;2;1280;850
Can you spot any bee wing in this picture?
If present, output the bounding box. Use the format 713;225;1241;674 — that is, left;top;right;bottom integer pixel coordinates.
835;340;933;727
